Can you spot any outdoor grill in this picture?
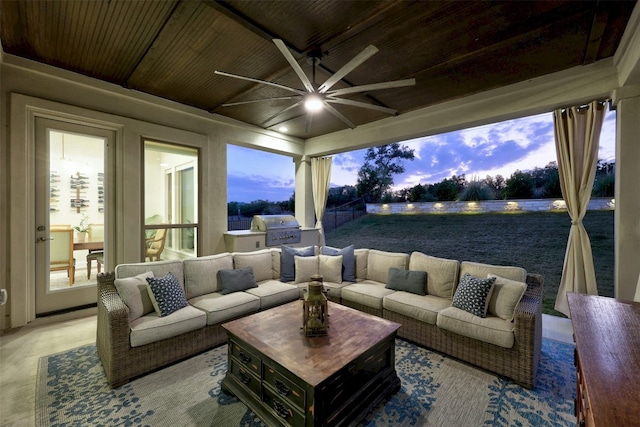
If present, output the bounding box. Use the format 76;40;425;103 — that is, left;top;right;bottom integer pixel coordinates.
250;214;301;247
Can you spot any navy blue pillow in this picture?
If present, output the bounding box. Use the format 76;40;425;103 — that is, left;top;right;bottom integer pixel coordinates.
452;273;496;318
217;267;257;295
145;272;188;317
280;245;315;282
321;244;356;282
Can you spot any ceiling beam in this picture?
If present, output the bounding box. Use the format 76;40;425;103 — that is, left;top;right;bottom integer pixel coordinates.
584;6;609;64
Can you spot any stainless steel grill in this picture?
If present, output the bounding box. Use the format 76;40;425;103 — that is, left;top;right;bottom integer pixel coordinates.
250;214;301;247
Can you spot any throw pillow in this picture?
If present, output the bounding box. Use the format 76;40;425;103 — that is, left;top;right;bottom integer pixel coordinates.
294;256;319;284
386;267;427;295
319;254;343;284
280;245;315;282
114;271;155;323
145;272;188;317
217;267;258;295
320;245;356;282
451;273;496;318
487;274;527;321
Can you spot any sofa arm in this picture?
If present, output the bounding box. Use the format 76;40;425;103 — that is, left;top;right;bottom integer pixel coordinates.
513;273;543;362
96;272;132;384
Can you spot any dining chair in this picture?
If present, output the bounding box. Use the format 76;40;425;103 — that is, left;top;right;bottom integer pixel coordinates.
145;228;167;261
87;223;104;279
50;227;75;286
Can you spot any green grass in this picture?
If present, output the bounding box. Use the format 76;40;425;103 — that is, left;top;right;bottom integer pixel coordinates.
325;210;615;317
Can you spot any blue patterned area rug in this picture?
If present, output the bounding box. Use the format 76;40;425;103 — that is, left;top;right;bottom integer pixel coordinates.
36;338;575;427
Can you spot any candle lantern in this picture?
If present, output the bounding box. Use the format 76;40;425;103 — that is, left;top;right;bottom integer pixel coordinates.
302;274;328;337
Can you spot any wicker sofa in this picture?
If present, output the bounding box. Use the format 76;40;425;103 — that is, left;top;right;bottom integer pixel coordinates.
97;246;542;389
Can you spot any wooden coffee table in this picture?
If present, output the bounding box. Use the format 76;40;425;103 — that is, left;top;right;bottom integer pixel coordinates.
221;300;401;427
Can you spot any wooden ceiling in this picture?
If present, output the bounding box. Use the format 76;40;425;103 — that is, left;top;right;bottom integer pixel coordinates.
0;0;635;138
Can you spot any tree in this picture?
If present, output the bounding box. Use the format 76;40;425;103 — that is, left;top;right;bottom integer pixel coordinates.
356;143;415;202
503;170;534;199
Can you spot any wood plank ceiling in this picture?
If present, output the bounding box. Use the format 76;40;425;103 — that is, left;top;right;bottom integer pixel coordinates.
0;0;635;139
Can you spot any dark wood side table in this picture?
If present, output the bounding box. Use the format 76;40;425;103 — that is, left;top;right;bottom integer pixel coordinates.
221;300;401;427
567;293;640;427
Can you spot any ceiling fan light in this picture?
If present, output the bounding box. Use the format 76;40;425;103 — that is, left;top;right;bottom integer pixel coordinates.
304;95;324;112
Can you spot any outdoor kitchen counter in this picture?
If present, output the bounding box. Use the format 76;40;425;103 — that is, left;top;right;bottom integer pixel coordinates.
224;228;319;252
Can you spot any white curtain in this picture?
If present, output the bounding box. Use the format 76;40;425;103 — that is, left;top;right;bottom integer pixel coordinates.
553;100;606;317
311;157;332;247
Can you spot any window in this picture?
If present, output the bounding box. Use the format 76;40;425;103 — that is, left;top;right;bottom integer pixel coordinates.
144;141;198;261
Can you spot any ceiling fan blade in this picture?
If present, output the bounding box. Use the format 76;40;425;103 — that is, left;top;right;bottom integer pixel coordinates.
326;78;416;97
305;113;314;134
318;45;378;94
326;97;398;115
323;102;356;129
261;99;305;126
222;96;302;107
272;39;315;93
214;70;306;96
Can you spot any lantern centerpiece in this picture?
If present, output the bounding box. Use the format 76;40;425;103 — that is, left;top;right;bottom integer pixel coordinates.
302;274;329;337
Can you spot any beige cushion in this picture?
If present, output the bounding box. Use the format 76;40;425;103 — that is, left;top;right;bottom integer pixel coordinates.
233;249;273;282
114;271;155;323
183;253;233;298
366;250;409;283
409;252;459;298
460;261;526;286
341;281;396;309
189;291;260;325
487;274;527;321
354;249;369;280
116;260;184;288
129;305;206;347
437;306;515;348
319;254;343;284
271;248;281;279
383;292;451;324
245;280;300;310
295;255;319;284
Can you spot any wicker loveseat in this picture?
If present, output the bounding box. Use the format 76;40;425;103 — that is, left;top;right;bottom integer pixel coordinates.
97;247;542;389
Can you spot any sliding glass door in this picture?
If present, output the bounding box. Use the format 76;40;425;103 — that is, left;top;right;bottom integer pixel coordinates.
144;141;198;261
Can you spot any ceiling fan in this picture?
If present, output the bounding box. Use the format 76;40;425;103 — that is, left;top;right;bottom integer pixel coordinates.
215;39;416;133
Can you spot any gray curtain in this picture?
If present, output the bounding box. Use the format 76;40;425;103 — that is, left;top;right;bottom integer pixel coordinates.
311;157;332;247
553;100;605;316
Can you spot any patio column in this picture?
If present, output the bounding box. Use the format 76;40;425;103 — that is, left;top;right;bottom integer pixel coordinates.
294;156;315;229
612;89;640;301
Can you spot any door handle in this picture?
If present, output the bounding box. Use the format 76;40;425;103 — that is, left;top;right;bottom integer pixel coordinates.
37;237;53;242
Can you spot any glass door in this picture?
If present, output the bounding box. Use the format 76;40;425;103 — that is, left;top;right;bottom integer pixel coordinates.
34;118;112;315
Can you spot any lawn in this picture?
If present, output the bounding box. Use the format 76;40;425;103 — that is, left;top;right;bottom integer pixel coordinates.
325;210;615;317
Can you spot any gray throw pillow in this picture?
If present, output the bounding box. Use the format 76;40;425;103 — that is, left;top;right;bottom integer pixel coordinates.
218;267;258;295
386;267;427;295
321;244;356;282
280;245;315;282
452;273;496;318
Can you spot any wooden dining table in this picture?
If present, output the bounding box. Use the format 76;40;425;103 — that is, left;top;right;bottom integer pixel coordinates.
73;238;103;251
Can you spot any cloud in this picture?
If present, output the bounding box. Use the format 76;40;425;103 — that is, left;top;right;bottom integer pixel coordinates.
226;110;617;201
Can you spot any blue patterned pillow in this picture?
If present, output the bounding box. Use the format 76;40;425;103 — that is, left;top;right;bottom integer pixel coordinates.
452;273;496;318
145;272;188;317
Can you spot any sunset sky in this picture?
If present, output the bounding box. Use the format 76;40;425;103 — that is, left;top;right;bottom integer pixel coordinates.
227;110;616;203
